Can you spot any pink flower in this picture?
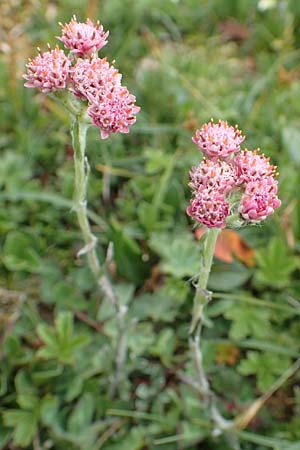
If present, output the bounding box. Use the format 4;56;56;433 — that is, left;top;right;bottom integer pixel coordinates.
58;16;108;56
88;85;140;139
23;46;70;93
189;158;237;195
239;178;281;223
234;149;276;184
186;189;230;228
70;57;122;98
192;119;245;159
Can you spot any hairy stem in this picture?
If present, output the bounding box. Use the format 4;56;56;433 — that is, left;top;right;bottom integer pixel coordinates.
71;115;127;397
189;228;233;436
71;116;102;279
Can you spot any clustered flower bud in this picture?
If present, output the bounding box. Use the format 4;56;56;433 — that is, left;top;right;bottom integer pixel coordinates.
187;119;281;228
24;45;71;93
23;15;139;139
57;17;109;56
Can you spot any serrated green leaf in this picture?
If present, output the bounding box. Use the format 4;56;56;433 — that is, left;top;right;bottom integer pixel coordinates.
238;351;291;391
224;303;271;340
254;238;297;289
3;410;38;447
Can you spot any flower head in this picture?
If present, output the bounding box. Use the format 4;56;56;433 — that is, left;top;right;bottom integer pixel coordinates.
88;85;140;139
186;189;230;228
187;120;280;228
239;178;281;223
234;149;277;185
70;57;122;98
189;158;237;195
192;119;245;159
58;16;108;56
23;45;70;93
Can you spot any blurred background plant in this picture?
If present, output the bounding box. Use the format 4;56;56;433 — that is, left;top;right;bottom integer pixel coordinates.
0;0;300;449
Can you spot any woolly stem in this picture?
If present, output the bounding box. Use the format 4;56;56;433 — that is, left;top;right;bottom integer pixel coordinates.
189;227;234;437
71;114;127;397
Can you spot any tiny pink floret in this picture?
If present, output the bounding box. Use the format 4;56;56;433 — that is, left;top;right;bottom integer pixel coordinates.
186;189;230;228
192;119;245;159
23;46;70;93
58;16;108;56
88;85;140;139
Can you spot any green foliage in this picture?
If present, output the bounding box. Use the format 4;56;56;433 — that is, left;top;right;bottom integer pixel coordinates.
37;312;90;364
1;0;300;448
224;302;271;340
254;238;298;289
150;231;200;277
238;351;291;391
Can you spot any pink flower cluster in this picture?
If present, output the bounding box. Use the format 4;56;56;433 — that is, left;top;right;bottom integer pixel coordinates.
58;17;109;56
187;119;281;228
24;46;71;93
23;16;139;139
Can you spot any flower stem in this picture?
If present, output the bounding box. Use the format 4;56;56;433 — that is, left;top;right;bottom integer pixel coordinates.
71;114;127;397
71;116;102;279
189;227;233;436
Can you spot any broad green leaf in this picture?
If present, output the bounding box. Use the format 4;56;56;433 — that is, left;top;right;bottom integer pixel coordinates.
224;303;271;340
208;262;251;291
3;410;38;448
238;351;291;391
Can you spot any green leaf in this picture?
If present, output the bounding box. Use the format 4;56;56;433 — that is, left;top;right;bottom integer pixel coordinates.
238;351;291;391
37;312;90;364
127;323;155;357
150;231;200;278
208;262;251;291
3;231;42;272
56;311;73;344
254;238;297;289
37;323;58;349
0;151;32;193
40;396;59;426
103;427;145;450
109;219;148;283
224;302;271;340
67;393;95;432
3;410;38;448
150;328;176;366
17;394;39;411
130;289;181;322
